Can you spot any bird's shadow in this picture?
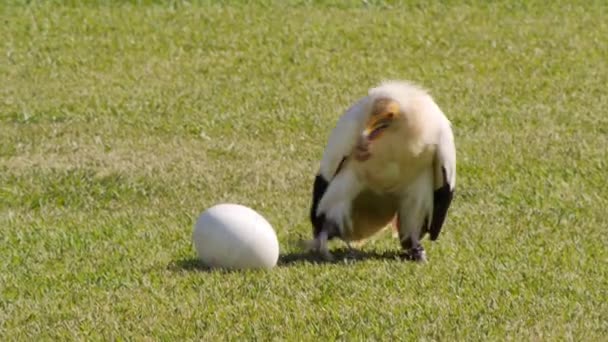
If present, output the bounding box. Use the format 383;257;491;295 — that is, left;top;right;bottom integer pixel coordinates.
169;248;408;273
278;248;406;266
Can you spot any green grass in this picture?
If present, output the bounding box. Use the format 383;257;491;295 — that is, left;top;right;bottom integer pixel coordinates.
1;0;607;340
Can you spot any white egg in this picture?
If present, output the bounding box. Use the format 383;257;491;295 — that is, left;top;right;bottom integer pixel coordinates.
192;203;279;270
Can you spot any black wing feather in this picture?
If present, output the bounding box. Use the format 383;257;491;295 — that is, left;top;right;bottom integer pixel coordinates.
309;173;329;237
429;167;454;241
309;157;347;238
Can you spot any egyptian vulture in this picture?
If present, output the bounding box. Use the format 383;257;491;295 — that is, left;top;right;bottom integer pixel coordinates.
307;80;456;262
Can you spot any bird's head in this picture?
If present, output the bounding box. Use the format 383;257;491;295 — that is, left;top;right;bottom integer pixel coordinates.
354;97;402;162
363;97;401;141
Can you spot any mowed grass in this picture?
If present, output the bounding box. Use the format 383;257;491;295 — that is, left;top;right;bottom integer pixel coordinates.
1;0;607;340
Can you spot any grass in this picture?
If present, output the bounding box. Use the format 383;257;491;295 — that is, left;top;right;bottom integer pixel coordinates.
1;0;607;340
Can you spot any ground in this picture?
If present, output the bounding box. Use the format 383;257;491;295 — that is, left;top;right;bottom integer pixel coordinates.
1;0;607;340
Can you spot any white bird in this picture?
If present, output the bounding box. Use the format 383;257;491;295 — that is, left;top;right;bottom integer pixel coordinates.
306;80;456;262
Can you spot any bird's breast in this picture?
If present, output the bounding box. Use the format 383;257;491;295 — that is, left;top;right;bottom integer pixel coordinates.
352;137;434;193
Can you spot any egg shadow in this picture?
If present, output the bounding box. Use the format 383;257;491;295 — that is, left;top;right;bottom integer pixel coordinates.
168;258;243;274
169;248;408;273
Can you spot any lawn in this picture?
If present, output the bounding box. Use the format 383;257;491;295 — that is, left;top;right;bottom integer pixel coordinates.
1;0;607;340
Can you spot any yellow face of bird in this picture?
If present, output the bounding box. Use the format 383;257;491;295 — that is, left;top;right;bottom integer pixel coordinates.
363;98;401;141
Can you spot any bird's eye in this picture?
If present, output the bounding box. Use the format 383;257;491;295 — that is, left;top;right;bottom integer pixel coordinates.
387;112;394;118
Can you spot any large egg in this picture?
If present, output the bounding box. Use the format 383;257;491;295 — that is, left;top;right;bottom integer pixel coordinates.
192;203;279;270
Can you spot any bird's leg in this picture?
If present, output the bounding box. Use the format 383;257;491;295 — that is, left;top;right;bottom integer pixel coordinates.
397;207;427;263
300;232;333;261
307;220;339;261
317;228;334;261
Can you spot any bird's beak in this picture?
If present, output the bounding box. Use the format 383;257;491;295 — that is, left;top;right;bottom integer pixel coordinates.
363;116;392;141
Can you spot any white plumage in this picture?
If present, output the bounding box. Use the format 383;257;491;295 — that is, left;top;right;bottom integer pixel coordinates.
307;80;456;262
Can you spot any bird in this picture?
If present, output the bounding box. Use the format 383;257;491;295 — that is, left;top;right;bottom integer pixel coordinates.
305;80;456;262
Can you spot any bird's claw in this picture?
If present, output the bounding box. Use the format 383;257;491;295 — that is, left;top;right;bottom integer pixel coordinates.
310;241;335;262
300;237;335;262
344;241;360;258
403;245;427;263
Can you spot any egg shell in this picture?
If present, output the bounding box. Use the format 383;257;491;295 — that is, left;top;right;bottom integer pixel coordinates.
192;203;279;270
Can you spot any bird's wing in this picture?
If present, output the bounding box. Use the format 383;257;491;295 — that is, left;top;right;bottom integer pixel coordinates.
310;96;369;235
429;119;456;240
318;96;369;180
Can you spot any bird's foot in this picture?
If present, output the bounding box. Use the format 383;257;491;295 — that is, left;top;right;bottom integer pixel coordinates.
298;238;335;261
344;241;359;258
317;232;334;262
302;229;335;262
403;245;427;263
